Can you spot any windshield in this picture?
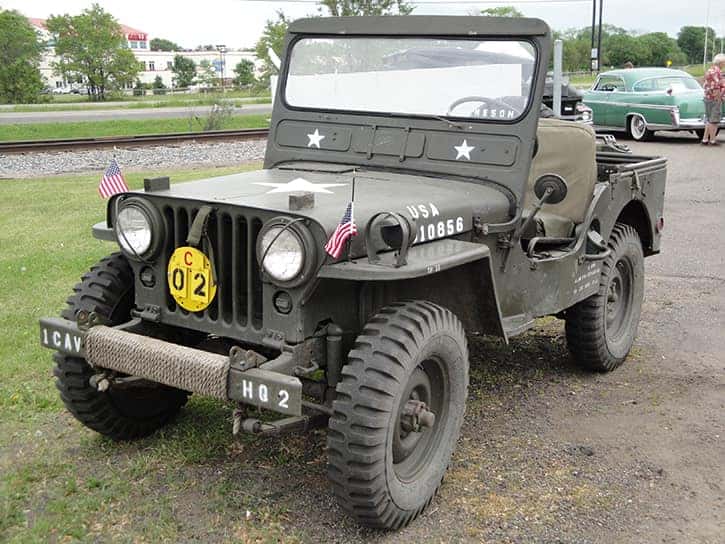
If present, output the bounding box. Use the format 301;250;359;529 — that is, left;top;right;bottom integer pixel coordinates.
285;37;537;121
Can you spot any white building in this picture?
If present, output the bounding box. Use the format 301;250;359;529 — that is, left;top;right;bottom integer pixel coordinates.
28;17;257;90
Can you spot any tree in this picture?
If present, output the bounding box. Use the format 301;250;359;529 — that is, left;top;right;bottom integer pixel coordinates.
46;4;140;100
480;6;523;17
150;37;181;51
233;59;255;87
678;26;716;64
603;33;648;67
0;9;44;103
254;11;290;86
320;0;413;16
133;78;145;96
171;55;196;88
152;75;166;95
638;33;687;67
197;59;217;89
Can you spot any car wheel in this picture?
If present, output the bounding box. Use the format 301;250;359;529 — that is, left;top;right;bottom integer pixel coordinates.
327;301;469;529
565;224;645;372
627;115;651;141
54;252;189;441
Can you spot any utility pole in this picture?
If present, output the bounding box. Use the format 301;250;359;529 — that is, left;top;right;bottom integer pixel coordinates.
216;44;227;91
704;0;711;66
590;0;597;73
553;40;563;118
597;0;604;71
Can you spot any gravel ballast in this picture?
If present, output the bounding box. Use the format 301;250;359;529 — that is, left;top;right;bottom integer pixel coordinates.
0;140;267;179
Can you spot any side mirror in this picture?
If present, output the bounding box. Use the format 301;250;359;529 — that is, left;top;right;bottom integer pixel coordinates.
534;174;568;205
513;174;568;243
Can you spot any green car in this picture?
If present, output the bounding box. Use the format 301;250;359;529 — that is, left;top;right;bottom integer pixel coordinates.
582;67;725;141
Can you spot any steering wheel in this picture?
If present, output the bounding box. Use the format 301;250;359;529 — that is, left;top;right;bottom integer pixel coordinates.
446;96;523;118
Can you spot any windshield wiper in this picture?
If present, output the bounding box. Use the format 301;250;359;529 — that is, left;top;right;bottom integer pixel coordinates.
430;116;464;130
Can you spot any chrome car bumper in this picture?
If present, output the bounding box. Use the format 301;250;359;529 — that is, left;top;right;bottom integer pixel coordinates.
676;117;725;129
645;117;725;131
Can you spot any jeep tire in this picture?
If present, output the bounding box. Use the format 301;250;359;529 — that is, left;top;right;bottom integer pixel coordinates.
327;301;469;529
54;253;189;441
565;224;644;372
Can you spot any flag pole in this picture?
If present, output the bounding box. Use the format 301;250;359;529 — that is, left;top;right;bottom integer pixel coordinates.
347;170;356;262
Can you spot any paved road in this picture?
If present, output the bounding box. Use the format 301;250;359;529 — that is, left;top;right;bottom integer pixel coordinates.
0;103;272;124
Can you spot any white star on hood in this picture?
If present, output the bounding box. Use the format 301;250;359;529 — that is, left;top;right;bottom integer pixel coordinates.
253;177;347;194
307;129;325;148
454;140;475;160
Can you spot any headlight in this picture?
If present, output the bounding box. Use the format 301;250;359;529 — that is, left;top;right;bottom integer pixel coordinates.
116;203;153;257
259;226;305;282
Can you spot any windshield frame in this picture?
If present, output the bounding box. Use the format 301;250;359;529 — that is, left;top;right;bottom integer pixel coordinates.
280;33;542;126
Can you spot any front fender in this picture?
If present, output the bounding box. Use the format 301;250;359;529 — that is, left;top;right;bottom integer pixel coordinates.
318;238;507;339
317;238;489;281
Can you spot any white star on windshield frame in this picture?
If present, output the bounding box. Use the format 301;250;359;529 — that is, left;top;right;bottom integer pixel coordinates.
253;177;347;194
454;140;475;161
307;129;325;148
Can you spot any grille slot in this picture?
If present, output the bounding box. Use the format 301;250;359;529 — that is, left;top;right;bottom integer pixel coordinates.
160;204;264;332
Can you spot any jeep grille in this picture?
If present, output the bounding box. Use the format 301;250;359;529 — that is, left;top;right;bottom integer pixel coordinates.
161;204;264;334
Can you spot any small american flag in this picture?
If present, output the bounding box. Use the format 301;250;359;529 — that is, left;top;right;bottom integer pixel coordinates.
325;202;358;259
98;159;129;198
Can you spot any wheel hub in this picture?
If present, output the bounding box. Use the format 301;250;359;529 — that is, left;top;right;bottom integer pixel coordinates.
605;260;632;340
400;399;436;434
392;365;442;475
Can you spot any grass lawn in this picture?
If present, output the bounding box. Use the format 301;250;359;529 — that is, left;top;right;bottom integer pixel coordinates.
0;115;270;142
0;163;324;542
5;89;271;110
6;96;272;113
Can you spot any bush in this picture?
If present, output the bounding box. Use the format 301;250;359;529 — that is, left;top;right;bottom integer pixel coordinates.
151;75;166;95
133;79;145;97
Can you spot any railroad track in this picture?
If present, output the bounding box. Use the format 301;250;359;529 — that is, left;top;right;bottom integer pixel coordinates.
0;128;270;153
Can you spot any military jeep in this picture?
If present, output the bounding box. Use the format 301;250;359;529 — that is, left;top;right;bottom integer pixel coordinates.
39;16;666;530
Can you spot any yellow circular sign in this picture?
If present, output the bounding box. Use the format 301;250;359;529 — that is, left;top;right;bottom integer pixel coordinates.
167;246;217;312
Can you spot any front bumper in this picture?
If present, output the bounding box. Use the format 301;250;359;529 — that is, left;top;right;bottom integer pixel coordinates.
39;317;303;416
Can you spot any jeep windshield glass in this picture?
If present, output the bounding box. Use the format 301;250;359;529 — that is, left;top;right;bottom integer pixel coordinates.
285;37;537;121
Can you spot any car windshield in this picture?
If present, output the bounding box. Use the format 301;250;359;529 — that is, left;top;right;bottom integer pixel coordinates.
285;37;537;121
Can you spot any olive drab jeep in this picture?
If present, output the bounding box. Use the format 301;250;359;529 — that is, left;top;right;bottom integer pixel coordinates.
39;16;666;530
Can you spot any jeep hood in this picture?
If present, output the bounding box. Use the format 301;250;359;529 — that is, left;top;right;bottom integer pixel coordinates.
128;165;511;250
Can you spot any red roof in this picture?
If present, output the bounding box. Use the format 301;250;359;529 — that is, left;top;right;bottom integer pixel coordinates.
121;24;146;36
27;17;146;38
28;17;47;29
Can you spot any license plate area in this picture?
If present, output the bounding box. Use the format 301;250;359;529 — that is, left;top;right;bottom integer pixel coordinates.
39;317;86;357
228;367;302;416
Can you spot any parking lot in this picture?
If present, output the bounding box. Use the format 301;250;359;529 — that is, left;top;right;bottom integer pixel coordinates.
0;132;722;543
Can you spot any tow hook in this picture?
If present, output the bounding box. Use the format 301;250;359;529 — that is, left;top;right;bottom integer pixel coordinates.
89;372;111;392
400;400;436;433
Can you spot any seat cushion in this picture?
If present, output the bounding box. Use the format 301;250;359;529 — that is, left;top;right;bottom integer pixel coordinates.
524;119;597;225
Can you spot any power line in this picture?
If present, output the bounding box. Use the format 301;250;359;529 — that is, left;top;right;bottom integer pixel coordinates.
235;0;590;4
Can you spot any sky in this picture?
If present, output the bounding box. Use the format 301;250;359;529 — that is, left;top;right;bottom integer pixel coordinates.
4;0;725;50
